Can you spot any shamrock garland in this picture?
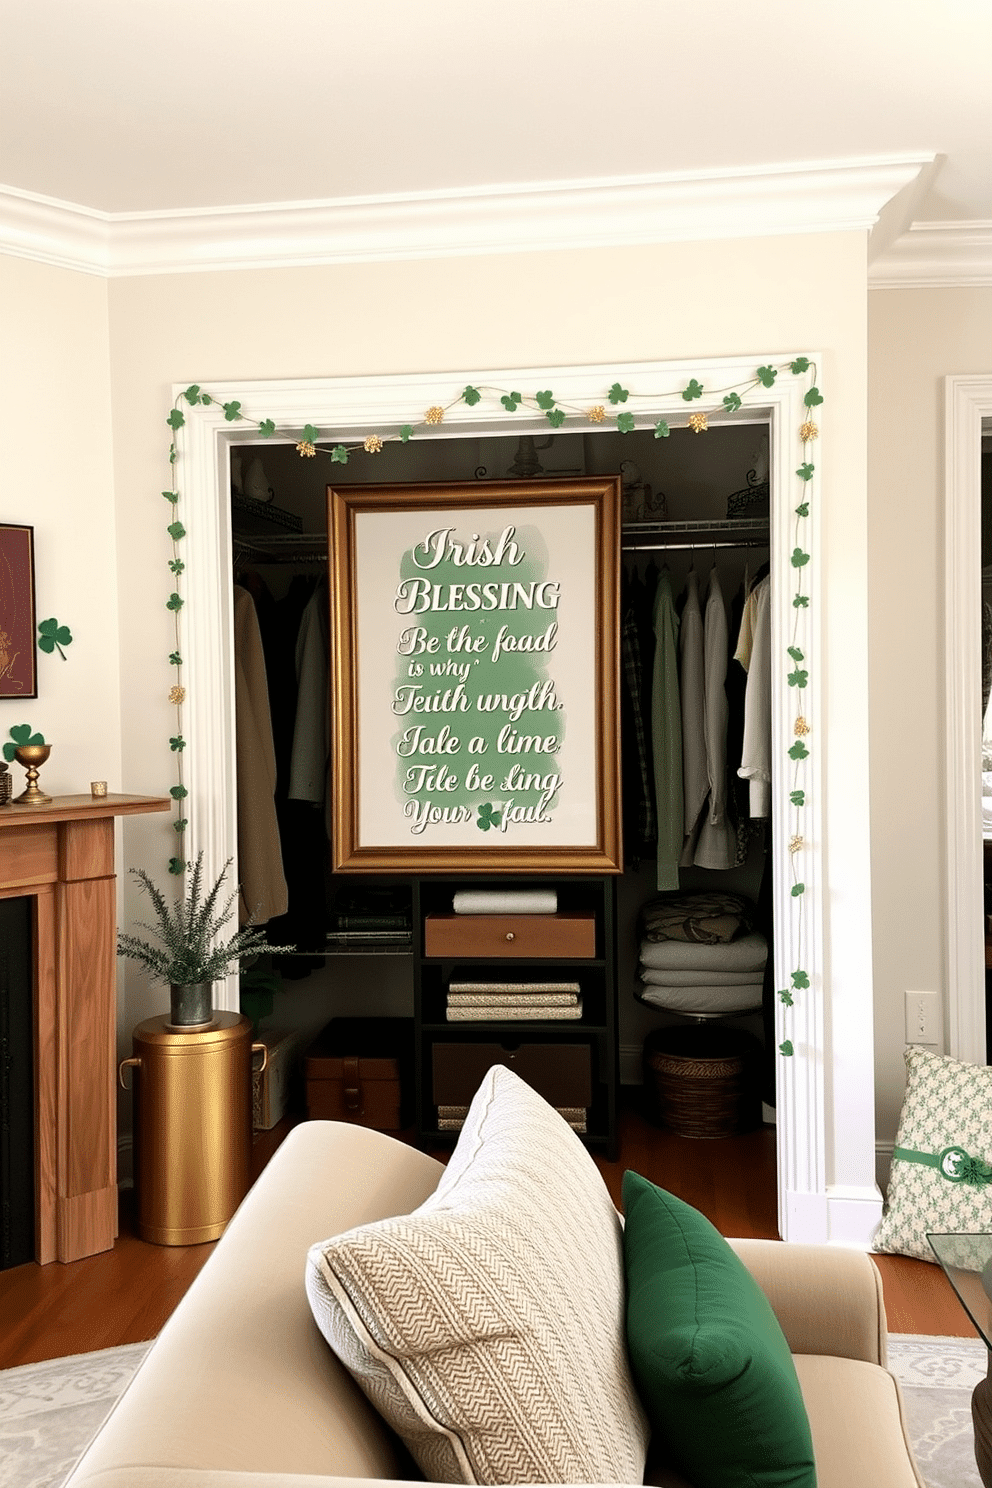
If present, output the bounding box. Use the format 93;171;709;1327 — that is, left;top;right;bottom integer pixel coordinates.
163;360;821;1059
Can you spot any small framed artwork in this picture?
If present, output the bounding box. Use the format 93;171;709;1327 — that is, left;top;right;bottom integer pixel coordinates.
328;477;623;873
0;525;37;699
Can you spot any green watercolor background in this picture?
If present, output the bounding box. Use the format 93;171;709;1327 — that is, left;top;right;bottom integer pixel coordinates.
390;522;566;828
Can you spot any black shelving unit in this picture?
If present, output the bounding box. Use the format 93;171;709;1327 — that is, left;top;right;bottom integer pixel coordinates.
412;874;619;1159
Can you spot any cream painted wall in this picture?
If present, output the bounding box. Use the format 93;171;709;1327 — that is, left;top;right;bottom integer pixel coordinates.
0;255;120;796
868;286;992;1149
106;232;877;1207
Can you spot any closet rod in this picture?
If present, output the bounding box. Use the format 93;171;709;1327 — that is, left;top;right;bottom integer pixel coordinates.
621;538;769;553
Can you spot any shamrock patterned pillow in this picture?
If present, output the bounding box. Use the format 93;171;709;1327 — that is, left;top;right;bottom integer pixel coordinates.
874;1045;992;1262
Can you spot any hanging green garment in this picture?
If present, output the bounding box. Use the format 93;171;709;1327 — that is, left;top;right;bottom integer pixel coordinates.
651;571;683;890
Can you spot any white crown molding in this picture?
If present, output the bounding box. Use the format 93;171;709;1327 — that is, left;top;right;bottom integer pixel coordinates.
870;220;992;288
0;155;931;279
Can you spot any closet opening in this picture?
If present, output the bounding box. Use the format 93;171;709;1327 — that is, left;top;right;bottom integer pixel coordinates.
227;419;775;1166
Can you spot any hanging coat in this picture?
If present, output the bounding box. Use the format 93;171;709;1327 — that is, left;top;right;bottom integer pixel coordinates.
651;571;683;890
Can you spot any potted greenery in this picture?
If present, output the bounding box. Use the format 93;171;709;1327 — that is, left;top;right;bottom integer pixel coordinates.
117;852;294;1027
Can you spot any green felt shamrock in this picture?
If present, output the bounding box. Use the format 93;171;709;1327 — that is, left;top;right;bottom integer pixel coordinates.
462;386;481;406
617;412;635;434
779;989;794;1006
223;400;242;422
331;445;349;463
653;420;670;439
302;424;319;444
166;409;185;430
399;426;414;442
789;740;809;761
791;883;805;897
259;419;276;438
37;618;73;659
183;385;202;405
500;392;523;412
756;365;778;388
535;390;556;410
790;357;810;374
779;1040;794;1057
681;379;704;401
3;723;45;762
608;383;629;405
546;408;566;427
722;393;743;413
477;803;502;832
792;970;810;989
804;387;824;407
790;789;805;806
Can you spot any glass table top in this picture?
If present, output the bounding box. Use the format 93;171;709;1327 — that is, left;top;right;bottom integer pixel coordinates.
928;1233;992;1348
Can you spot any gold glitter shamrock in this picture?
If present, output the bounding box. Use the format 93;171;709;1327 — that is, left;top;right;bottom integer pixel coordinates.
364;435;383;454
169;685;186;706
588;406;606;423
296;440;316;457
794;716;811;736
425;406;445;425
688;412;708;434
800;421;819;442
789;835;804;854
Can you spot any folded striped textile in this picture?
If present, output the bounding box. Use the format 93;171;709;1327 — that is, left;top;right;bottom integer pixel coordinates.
638;930;768;972
446;1001;583;1021
637;982;764;1014
452;889;558;915
448;980;581;995
447;993;579;1007
638;967;766;987
437;1103;588;1124
438;1109;587;1133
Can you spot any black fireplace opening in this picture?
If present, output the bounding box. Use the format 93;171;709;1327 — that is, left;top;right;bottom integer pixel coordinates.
0;895;33;1269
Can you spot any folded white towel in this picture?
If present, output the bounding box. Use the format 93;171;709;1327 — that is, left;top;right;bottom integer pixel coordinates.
453;889;558;915
638;930;768;972
638;982;764;1015
638;967;766;987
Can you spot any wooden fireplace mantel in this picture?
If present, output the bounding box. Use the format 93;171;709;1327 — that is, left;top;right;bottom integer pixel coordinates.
0;793;170;1263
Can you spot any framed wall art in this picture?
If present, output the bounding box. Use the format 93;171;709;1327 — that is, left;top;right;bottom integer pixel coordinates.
329;477;622;873
0;524;37;699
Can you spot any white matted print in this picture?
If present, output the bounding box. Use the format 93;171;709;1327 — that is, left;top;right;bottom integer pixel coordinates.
329;478;622;873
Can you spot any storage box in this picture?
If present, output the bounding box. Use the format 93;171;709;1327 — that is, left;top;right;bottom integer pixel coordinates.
431;1040;593;1109
423;912;596;959
252;1027;309;1131
304;1017;414;1131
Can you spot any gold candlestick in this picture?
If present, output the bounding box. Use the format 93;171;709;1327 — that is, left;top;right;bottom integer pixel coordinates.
14;743;52;804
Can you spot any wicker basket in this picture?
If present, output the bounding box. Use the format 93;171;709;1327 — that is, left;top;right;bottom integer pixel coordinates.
643;1024;761;1139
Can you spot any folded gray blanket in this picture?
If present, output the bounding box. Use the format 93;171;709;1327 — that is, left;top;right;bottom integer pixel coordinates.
453;889;558;914
638;930;768;972
638;967;766;986
638;982;764;1014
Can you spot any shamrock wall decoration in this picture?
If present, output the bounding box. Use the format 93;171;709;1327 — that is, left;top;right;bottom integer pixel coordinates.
37;618;73;660
3;723;45;762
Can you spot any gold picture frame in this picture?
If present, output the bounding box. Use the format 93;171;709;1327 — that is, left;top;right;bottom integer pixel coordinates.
328;476;622;873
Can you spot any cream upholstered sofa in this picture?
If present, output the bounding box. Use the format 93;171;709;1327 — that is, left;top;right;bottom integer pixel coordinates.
64;1106;924;1488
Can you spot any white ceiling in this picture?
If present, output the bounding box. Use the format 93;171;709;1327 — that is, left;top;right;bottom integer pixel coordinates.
1;0;990;280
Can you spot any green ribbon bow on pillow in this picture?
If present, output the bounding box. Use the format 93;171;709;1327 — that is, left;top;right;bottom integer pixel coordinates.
893;1145;992;1185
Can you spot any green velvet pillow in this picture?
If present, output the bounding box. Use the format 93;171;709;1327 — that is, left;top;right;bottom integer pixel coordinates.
622;1171;816;1488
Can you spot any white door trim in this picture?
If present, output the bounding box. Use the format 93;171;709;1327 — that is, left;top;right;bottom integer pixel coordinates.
944;374;992;1063
173;353;877;1244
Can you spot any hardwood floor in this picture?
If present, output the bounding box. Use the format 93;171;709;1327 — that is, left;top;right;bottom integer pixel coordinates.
0;1098;977;1368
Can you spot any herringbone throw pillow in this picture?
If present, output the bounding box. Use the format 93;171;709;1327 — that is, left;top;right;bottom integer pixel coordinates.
305;1064;649;1484
874;1045;992;1261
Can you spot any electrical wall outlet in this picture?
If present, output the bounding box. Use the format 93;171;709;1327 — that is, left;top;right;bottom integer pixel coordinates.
905;990;941;1046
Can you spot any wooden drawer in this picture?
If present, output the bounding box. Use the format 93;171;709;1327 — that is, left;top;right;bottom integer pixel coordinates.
432;1041;593;1108
424;912;595;959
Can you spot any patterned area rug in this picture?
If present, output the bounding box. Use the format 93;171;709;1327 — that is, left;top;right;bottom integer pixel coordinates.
0;1341;151;1488
0;1333;987;1488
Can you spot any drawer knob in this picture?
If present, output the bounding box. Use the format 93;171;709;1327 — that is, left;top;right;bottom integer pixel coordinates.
505;931;515;942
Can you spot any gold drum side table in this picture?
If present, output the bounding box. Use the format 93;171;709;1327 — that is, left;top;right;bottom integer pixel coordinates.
121;1012;264;1245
